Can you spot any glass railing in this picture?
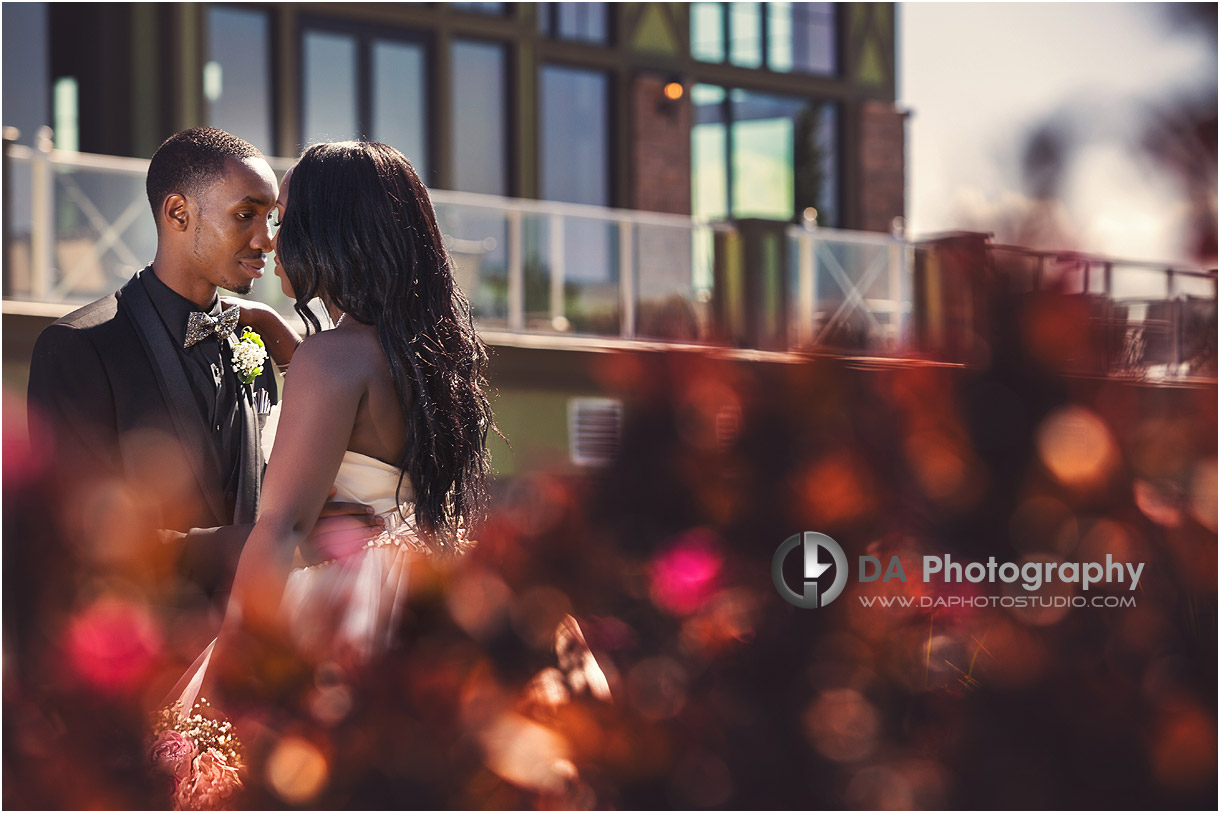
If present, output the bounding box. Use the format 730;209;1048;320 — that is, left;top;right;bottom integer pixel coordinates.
991;244;1218;380
431;190;721;342
3;141;1214;378
4;146;159;303
3;144;725;346
786;224;913;354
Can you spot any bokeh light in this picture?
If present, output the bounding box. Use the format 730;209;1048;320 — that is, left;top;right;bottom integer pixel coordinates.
266;736;329;804
1150;707;1218;791
626;657;688;721
62;595;163;696
1133;479;1185;527
447;567;512;640
1188;458;1217;531
1036;406;1119;488
648;529;723;615
479;712;573;795
803;688;880;763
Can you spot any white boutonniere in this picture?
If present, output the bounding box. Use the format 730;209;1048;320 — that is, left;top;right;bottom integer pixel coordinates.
231;327;269;385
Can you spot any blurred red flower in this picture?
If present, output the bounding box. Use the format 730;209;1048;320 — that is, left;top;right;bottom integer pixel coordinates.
648;530;723;616
63;596;163;695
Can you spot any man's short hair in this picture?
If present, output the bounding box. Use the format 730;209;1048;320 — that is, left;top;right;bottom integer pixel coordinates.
146;127;264;225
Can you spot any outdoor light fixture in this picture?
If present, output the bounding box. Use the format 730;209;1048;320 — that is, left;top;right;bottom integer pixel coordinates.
658;76;685;118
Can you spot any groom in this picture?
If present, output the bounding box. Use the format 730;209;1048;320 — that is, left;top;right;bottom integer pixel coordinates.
27;127;374;598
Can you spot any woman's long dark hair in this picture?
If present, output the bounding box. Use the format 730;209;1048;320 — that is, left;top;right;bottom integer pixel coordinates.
275;141;495;551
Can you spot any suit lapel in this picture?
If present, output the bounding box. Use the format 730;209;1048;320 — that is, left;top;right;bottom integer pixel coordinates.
227;332;263;525
117;273;229;526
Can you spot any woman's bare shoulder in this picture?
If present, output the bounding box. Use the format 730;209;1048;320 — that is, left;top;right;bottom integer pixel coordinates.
288;326;381;388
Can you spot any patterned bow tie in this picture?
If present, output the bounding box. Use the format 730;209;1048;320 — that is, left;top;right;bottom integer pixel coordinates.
184;307;240;349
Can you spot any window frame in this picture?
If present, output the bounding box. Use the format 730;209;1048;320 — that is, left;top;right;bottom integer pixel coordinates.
537;2;614;47
449;35;512;196
692;1;839;77
296;16;435;177
449;2;511;16
692;82;842;224
537;60;614;207
204;3;278;155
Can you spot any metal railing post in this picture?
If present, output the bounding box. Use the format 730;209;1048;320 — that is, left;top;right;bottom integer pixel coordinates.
1103;261;1114;373
30;126;55;301
2;127;15;298
1166;266;1179;369
549;212;565;328
619;220;635;339
809;230;821;346
796;231;814;348
889;239;903;350
902;241;916;351
507;208;524;331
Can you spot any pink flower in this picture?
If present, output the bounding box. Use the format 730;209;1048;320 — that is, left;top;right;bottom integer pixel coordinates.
150;730;196;783
64;597;163;695
649;530;724;615
174;748;243;811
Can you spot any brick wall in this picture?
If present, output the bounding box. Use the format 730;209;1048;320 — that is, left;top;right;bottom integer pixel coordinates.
631;74;691;216
858;100;907;233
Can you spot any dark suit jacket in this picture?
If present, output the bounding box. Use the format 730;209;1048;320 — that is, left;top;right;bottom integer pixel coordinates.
27;269;278;595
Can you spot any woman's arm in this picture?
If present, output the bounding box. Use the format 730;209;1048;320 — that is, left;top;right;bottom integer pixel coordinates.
224;297;302;368
213;333;364;656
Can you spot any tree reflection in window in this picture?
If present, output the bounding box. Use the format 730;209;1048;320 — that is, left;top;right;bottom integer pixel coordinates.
691;1;837;76
692;83;838;224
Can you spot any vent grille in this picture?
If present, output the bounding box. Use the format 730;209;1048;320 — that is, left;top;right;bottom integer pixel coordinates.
715;403;742;448
568;398;622;467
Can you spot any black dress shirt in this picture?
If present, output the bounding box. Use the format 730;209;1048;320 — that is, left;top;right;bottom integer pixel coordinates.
140;269;243;520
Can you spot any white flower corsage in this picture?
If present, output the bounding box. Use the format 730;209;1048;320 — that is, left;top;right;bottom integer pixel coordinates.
231;327;268;385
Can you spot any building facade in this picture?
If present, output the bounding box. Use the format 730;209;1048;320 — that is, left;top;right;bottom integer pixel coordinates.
3;3;1214;477
7;2;905;231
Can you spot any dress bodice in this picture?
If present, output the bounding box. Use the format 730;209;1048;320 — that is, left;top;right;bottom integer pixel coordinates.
330;450;413;517
260;404;414;518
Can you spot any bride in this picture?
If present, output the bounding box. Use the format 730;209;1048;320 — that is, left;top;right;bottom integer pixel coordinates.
153;141;498;807
225;138;494;643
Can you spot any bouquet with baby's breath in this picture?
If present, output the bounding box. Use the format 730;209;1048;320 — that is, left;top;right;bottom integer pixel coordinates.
149;698;243;810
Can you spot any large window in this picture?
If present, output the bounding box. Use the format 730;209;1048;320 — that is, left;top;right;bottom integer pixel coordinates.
691;1;837;75
441;39;511;329
691;84;729;221
450;2;507;14
540;65;609;206
538;3;610;44
300;24;430;182
769;2;837;75
728;3;763;68
537;65;616;334
371;39;428;176
691;3;725;63
692;83;838;225
205;6;273;154
450;39;507;196
302;29;358;146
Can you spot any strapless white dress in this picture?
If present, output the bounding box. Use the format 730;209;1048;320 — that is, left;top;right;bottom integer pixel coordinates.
169;404;436;714
157;408;609;810
269;404;436;669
